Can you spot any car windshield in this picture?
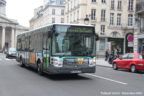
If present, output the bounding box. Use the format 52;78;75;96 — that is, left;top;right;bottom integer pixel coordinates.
9;48;16;52
52;33;95;57
138;55;144;59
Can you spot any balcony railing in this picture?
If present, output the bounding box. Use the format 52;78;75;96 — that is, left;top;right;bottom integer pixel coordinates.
108;25;134;30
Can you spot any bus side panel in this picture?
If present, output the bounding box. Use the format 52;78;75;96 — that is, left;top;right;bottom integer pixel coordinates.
29;52;36;64
25;51;30;65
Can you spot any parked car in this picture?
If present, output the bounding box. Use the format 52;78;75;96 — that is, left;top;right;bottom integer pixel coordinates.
6;48;17;58
112;53;144;73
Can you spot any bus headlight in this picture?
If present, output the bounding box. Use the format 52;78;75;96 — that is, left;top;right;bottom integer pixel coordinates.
51;57;63;67
89;58;96;67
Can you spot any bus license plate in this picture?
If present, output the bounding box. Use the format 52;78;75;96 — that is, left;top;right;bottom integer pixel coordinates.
70;70;81;73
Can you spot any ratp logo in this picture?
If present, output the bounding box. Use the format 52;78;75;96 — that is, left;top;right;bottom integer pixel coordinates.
75;58;85;65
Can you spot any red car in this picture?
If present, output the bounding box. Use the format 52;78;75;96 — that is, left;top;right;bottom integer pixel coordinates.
112;53;144;73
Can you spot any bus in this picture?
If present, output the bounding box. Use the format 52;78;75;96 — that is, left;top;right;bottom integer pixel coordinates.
16;24;99;75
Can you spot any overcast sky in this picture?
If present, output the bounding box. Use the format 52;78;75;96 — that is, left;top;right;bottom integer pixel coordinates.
6;0;43;27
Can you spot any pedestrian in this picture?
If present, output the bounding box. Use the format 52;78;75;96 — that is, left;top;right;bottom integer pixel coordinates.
117;48;119;57
130;49;133;53
105;50;109;61
114;48;118;57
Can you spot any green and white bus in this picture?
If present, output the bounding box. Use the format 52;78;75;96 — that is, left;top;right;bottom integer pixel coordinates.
16;24;99;75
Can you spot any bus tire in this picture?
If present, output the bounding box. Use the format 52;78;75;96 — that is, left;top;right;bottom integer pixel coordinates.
20;58;25;67
37;63;43;75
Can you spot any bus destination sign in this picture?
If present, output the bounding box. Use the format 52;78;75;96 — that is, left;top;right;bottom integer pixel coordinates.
68;27;93;33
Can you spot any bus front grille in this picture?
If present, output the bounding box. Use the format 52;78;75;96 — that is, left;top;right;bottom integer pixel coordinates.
63;58;89;67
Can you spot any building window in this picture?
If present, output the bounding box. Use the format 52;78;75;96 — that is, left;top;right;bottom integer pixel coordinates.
102;0;106;3
101;10;106;22
52;18;55;23
91;9;96;20
52;9;55;15
74;0;76;7
61;9;64;15
77;10;79;20
67;16;69;23
112;32;118;37
110;13;114;25
101;25;105;35
68;3;69;11
111;0;114;10
117;14;121;26
61;18;64;23
140;18;144;32
117;0;122;10
92;0;96;2
128;0;133;11
71;1;72;10
74;12;76;21
128;14;133;26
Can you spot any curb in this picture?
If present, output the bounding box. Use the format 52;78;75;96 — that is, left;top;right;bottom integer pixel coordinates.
96;64;112;68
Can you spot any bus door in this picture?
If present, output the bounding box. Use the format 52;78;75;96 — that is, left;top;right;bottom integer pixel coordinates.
43;34;50;71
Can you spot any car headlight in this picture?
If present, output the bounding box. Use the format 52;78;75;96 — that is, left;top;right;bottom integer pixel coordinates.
9;52;12;54
89;57;96;67
51;57;63;67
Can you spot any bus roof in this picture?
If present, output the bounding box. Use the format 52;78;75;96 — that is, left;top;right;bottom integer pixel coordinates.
17;23;94;36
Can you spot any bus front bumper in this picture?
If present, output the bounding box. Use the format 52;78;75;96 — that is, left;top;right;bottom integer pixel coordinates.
48;67;96;74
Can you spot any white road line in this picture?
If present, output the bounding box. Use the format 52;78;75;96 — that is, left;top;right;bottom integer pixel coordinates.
5;58;10;61
86;74;128;85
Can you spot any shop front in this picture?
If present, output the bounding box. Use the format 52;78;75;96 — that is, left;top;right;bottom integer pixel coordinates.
138;34;144;54
108;38;124;55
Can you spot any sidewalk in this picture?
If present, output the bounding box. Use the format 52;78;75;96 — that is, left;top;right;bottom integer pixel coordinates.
96;58;112;68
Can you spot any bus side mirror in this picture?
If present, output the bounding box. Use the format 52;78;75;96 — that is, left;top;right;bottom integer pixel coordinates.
95;34;99;41
48;31;53;37
55;32;59;36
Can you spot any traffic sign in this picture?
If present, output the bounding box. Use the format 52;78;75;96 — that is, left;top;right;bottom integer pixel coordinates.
127;35;134;42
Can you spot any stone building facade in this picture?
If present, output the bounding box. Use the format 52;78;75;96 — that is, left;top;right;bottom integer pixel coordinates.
0;0;28;51
65;0;136;57
30;0;65;30
135;0;144;53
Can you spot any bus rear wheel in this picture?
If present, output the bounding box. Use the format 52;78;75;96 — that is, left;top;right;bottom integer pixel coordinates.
37;63;43;75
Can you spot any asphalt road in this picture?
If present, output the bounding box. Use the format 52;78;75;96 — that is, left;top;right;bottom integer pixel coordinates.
0;53;144;96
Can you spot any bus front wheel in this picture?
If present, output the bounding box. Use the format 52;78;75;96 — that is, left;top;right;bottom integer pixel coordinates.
20;58;25;67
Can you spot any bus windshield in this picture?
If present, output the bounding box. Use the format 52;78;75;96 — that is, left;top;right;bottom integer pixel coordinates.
52;26;96;57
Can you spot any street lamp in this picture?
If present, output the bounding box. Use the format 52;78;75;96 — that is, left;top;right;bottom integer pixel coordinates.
84;15;89;25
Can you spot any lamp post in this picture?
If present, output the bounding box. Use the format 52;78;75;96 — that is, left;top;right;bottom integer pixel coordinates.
84;15;89;25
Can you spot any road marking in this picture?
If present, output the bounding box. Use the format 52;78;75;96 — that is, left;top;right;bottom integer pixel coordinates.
86;74;128;85
5;58;10;61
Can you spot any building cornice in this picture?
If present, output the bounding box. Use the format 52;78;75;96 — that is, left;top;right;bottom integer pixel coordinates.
0;0;6;5
0;15;19;25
